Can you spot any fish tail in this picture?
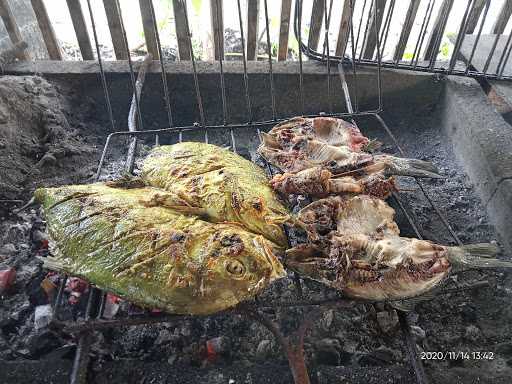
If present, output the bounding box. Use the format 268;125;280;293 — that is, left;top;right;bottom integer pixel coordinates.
385;157;444;179
446;243;512;269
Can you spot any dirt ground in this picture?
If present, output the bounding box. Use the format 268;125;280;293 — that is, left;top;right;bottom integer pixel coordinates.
1;75;512;384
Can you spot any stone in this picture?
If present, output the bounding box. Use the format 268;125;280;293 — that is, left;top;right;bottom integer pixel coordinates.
155;329;173;345
255;339;272;359
206;336;230;361
464;325;481;342
314;338;342;366
167;353;178;365
34;304;53;330
0;243;16;255
410;325;426;341
321;309;335;330
376;310;399;334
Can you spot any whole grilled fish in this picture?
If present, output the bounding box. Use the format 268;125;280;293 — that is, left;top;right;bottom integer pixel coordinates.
287;195;512;301
258;116;442;179
141;142;289;248
35;184;285;315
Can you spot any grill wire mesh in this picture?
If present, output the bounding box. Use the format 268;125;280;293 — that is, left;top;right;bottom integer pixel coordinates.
44;1;496;383
301;0;512;80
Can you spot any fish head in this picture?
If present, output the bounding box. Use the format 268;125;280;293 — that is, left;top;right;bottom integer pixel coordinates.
197;227;286;306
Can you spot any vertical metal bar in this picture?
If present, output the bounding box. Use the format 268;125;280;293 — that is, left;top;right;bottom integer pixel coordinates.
465;0;490;75
411;0;436;67
115;0;144;133
496;31;512;76
358;0;373;59
210;0;224;60
0;0;30;60
182;0;207;131
247;0;260;61
492;0;512;34
263;0;276;121
308;0;325;52
126;54;152;173
423;0;454;64
148;0;174;128
483;32;503;74
139;0;160;59
297;0;305;115
361;0;387;59
103;0;128;60
66;0;94;60
324;0;332;113
85;0;116;133
379;0;395;59
278;0;293;61
52;276;68;319
348;0;359;113
398;308;429;384
236;0;253;122
393;0;420;63
354;0;368;57
448;0;474;73
213;0;228;125
498;35;512;78
172;0;192;60
335;0;353;58
465;0;486;33
30;0;62;60
373;0;383;112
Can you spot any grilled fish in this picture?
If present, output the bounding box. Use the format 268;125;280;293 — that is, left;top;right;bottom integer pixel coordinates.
35;183;286;315
271;166;396;200
287;195;512;301
258;117;442;179
141;142;289;248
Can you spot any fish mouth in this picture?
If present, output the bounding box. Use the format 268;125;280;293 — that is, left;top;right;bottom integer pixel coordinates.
285;245;451;301
253;237;286;280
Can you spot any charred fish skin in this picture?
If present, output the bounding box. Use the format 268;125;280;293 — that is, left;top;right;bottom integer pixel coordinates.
141;142;290;248
35;184;286;315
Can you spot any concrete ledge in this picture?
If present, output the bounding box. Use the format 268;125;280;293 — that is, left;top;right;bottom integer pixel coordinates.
442;76;512;254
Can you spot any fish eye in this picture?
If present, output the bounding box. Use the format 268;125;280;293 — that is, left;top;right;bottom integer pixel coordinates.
225;259;245;276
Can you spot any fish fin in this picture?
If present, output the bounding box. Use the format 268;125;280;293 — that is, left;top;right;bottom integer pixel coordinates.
391;291;439;312
38;256;67;273
446;243;512;270
361;139;383;153
383;156;444;179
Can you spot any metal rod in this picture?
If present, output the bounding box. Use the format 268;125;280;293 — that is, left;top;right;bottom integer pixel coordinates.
85;0;116;134
324;0;332;113
236;0;253;122
297;0;305;115
213;0;228;125
182;0;206;131
398;311;429;384
148;0;174;128
126;53;152;173
263;0;277;121
448;0;474;73
465;0;491;75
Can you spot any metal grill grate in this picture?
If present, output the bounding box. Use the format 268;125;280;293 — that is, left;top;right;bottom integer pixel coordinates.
43;1;493;384
299;0;512;80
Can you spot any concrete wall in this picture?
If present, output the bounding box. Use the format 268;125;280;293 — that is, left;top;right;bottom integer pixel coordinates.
0;0;48;59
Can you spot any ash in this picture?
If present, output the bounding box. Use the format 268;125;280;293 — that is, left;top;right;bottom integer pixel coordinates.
1;76;512;384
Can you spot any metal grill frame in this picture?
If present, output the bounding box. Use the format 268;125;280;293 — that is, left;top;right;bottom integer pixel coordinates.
300;0;512;81
44;1;493;384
